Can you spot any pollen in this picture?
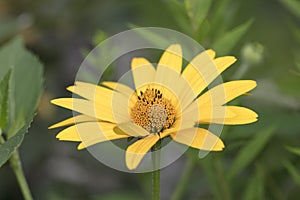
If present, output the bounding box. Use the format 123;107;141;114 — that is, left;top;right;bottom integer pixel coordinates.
130;88;176;133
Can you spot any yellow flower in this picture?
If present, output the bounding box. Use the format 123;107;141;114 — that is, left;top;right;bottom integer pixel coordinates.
49;44;258;170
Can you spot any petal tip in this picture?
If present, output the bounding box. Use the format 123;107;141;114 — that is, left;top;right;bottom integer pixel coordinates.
77;143;85;150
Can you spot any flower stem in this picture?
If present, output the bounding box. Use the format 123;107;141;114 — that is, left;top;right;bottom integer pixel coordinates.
10;150;33;200
0;129;33;200
152;141;161;200
171;158;196;200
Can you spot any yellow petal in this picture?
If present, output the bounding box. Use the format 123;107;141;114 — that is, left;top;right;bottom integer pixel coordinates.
114;122;149;137
49;115;97;129
153;45;183;107
218;106;258;124
68;81;132;103
51;98;129;123
67;81;104;100
181;54;236;99
170;128;224;151
101;81;138;118
205;49;216;59
182;104;233;125
196;80;257;108
126;133;160;170
131;57;156;93
64;82;133;123
101;81;135;96
56;121;129;146
197;106;258;124
157;44;182;74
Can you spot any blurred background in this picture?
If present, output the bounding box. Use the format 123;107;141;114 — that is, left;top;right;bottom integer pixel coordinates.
0;0;300;199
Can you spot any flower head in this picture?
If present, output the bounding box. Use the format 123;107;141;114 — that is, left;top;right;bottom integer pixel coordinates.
49;44;258;170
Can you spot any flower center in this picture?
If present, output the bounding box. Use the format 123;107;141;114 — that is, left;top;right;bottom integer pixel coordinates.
130;88;176;133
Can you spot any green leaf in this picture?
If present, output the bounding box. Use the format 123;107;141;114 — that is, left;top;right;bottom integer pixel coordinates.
227;127;275;180
184;0;212;32
0;121;31;167
212;20;253;55
0;37;43;125
164;0;191;34
279;0;300;20
0;37;43;166
243;164;265;200
0;70;11;129
6;111;25;139
285;145;300;156
283;161;300;187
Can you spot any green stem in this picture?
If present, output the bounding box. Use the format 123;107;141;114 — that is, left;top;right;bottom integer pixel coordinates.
171;158;196;200
152;141;161;200
10;150;33;200
0;129;33;200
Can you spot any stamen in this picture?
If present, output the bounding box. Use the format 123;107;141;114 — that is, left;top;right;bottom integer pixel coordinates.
130;88;176;133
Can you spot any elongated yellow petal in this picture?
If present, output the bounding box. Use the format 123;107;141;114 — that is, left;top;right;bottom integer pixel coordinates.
131;57;156;93
49;115;98;129
157;44;182;74
67;81;100;99
126;133;160;170
114;122;149;137
198;106;257;124
101;81;138;117
153;45;184;108
56;121;129;145
181;55;236;99
219;106;258;124
170;128;224;151
101;81;135;96
51;98;129;123
196;80;257;107
182;105;235;125
67;81;131;123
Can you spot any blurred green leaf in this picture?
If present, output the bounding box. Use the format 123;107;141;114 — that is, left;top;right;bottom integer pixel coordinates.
283;161;300;187
164;0;191;33
286;145;300;156
227;127;275;180
0;121;31;167
243;164;265;200
0;70;11;129
209;0;232;39
0;37;43;125
199;156;222;200
184;0;212;32
0;37;43;167
279;0;300;19
212;20;253;55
